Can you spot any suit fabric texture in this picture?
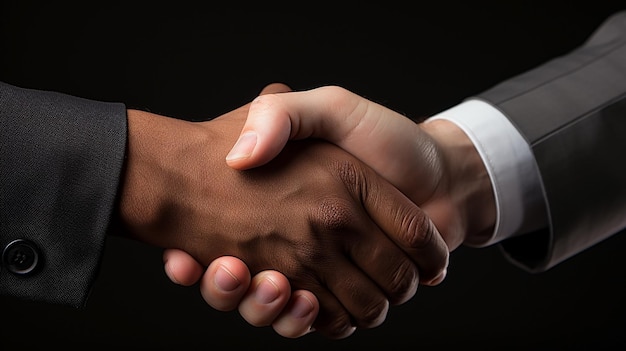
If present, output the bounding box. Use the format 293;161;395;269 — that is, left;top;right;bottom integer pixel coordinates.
0;81;126;307
477;11;626;272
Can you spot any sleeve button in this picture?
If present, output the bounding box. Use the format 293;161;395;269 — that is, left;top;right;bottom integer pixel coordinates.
2;239;41;275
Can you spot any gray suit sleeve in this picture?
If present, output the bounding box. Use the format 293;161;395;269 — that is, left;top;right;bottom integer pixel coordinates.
474;11;626;272
0;81;127;307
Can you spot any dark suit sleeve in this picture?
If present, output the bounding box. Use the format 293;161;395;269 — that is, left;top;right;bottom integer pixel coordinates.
474;11;626;272
0;81;127;307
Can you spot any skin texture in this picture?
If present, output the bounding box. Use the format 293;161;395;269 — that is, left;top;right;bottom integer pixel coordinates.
161;85;325;339
118;85;449;339
162;84;497;339
228;85;496;250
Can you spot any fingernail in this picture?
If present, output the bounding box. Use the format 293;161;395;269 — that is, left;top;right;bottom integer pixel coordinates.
226;131;257;161
290;294;315;318
163;259;180;285
255;277;280;304
214;265;241;292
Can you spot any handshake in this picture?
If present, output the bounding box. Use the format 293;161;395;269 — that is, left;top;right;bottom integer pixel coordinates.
121;83;496;339
3;11;624;342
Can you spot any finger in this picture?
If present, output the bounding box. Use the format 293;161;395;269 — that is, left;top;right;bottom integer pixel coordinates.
224;83;293;165
316;253;390;329
258;82;292;95
357;164;450;288
200;256;252;311
345;222;420;306
269;250;357;339
237;271;292;327
308;285;357;339
225;86;427;201
225;91;293;168
226;86;345;169
426;268;447;286
271;290;319;338
162;249;205;286
303;171;409;321
226;86;365;169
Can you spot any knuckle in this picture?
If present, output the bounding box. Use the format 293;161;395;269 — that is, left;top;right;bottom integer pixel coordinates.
334;159;361;187
354;297;389;329
365;244;419;305
401;212;436;250
250;93;281;110
291;247;328;278
311;196;358;232
386;259;419;305
321;85;353;104
320;314;356;339
420;255;449;285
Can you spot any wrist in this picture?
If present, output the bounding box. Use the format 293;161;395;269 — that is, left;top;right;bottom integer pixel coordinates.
117;109;206;248
117;109;166;241
420;119;496;250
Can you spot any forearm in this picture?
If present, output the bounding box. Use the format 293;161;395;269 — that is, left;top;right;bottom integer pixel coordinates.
117;109;218;254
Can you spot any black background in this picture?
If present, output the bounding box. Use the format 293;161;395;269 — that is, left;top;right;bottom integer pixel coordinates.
1;2;625;350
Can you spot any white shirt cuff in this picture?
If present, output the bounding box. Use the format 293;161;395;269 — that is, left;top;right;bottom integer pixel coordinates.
426;99;546;247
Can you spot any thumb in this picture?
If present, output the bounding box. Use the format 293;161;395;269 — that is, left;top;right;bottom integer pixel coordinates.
258;82;292;95
226;85;374;170
224;86;425;203
224;82;293;168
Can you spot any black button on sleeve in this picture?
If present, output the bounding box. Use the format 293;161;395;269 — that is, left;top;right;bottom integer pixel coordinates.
2;239;41;275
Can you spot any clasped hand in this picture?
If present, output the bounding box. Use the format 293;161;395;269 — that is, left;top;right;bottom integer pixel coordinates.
118;84;451;339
